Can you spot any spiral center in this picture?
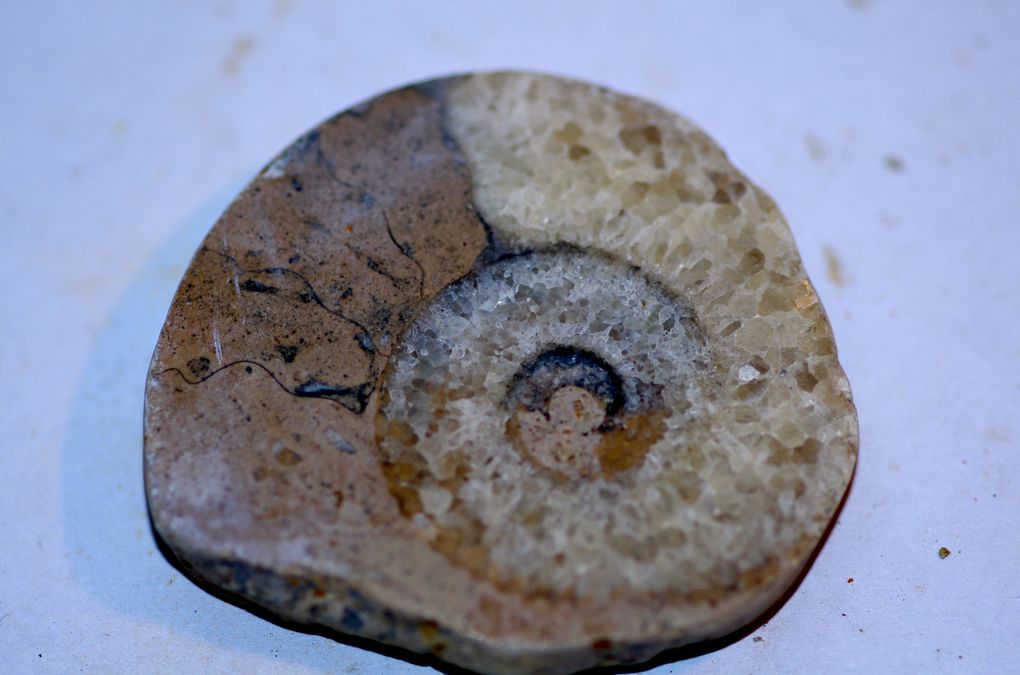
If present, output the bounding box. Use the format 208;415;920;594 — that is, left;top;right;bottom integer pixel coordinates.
506;345;624;415
376;247;705;591
504;345;628;479
508;385;605;479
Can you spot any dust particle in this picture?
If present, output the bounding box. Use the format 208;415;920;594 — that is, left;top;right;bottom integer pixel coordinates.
275;0;297;18
223;36;255;77
883;155;904;172
753;636;764;643
878;211;899;229
982;427;1009;443
823;247;846;288
938;547;951;559
805;134;827;162
847;577;854;584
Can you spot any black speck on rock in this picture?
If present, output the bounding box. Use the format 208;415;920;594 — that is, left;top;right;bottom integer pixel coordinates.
276;345;299;363
340;607;364;631
241;279;278;294
187;356;211;377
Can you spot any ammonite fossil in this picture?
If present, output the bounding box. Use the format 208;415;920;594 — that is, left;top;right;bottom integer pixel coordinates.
144;72;858;674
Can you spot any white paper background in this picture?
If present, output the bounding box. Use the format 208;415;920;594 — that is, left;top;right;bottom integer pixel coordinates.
1;1;1017;673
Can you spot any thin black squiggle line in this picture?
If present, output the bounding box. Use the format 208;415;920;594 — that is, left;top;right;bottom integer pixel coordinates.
310;133;425;299
206;249;389;399
160;360;373;414
314;144;363;194
200;248;387;406
382;208;426;299
206;247;378;354
163;359;291;388
330;231;411;293
301;215;409;295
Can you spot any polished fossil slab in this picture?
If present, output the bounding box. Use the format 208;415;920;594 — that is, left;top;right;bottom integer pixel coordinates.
144;72;858;674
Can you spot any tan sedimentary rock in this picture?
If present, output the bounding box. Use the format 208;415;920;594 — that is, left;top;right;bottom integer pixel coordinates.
145;73;858;674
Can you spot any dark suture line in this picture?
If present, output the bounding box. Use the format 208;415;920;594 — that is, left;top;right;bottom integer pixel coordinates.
364;257;407;290
301;218;407;295
208;247;377;354
161;360;373;415
314;143;362;194
207;248;384;398
331;232;407;292
308;137;421;297
381;208;426;299
470;205;527;268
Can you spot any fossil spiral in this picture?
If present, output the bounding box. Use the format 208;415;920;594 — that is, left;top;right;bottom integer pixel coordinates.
144;72;858;674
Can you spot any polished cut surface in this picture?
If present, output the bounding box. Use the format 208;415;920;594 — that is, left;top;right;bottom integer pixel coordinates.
144;72;858;674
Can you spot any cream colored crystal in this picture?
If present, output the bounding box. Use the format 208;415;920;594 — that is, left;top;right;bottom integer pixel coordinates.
421;72;855;600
